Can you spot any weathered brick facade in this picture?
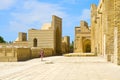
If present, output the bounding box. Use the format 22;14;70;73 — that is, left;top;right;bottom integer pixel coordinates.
91;0;120;65
74;21;91;54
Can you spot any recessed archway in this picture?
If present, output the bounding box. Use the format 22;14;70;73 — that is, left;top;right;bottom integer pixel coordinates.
83;39;91;53
33;38;37;47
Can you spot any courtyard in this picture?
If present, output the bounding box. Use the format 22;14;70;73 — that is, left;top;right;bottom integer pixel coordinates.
0;55;120;80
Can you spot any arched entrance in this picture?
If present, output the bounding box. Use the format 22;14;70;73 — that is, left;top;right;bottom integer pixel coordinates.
85;44;91;52
33;38;37;47
83;39;91;53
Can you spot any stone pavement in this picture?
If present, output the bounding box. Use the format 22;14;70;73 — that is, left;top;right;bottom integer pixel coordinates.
0;56;120;80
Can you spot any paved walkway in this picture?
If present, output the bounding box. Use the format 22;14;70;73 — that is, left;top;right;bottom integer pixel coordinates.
0;56;120;80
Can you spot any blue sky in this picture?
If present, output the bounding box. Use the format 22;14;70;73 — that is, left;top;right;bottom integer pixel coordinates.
0;0;99;43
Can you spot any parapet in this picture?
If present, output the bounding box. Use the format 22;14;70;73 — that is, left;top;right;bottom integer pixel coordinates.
80;21;88;27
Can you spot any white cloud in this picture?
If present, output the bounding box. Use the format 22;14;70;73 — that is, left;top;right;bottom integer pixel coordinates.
9;21;29;32
7;1;91;33
0;0;93;42
79;9;90;21
9;0;67;32
63;9;91;27
59;0;76;4
0;0;17;10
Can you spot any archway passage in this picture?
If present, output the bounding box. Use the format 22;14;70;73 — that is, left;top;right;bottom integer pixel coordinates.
85;44;91;52
83;39;91;53
33;38;37;47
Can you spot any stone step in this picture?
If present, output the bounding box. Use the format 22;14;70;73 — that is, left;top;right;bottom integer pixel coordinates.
63;53;96;57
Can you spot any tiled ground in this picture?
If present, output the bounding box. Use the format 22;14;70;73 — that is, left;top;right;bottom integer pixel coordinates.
0;56;120;80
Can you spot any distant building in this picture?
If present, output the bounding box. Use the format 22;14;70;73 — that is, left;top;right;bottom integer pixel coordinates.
62;36;70;54
0;15;70;61
74;21;91;54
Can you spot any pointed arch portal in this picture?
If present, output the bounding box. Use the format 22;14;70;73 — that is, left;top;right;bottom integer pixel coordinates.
33;38;37;47
83;39;91;53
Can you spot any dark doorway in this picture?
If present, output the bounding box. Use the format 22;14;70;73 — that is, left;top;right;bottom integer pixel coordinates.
85;44;91;53
83;39;91;53
33;38;37;47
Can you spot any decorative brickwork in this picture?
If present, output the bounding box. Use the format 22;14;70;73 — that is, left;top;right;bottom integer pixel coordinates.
74;21;91;54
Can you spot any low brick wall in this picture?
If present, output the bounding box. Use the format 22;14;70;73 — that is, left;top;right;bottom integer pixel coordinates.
6;48;16;57
0;48;17;62
31;48;40;58
17;48;31;61
43;48;53;57
0;47;31;62
0;47;53;62
31;48;53;58
0;48;6;57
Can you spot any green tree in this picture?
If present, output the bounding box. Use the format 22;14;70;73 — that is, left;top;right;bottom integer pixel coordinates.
0;36;6;43
9;41;13;44
70;41;74;52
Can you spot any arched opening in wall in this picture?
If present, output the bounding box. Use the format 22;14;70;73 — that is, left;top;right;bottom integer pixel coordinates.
33;38;37;47
85;44;91;52
83;39;91;53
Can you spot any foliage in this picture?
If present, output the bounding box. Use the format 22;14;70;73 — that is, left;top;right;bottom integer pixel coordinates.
70;41;74;52
0;36;6;43
70;41;74;49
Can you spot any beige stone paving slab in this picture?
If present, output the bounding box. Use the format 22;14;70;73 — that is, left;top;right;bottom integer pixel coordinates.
0;56;120;80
